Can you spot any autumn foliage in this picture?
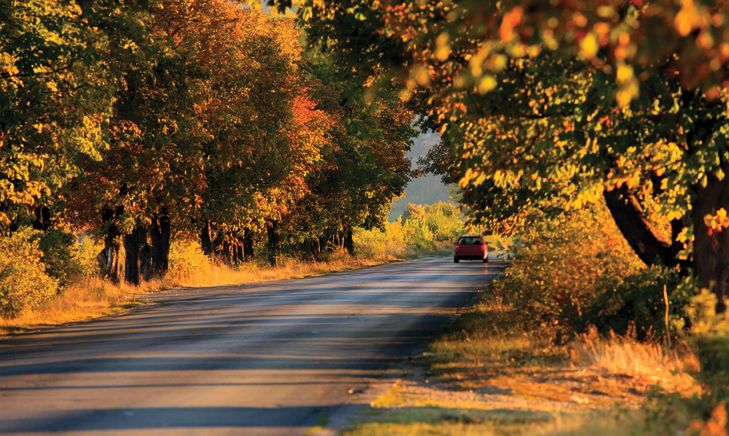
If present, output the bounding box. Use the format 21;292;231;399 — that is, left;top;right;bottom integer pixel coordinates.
0;1;415;297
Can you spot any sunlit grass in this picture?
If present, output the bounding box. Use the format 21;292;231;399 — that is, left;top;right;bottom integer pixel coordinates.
347;289;701;435
0;251;398;335
569;330;701;396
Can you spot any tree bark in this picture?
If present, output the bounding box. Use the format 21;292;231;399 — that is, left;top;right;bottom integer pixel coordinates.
603;185;682;267
150;210;171;275
344;227;355;255
139;243;153;281
200;220;213;256
267;221;280;266
32;206;51;231
123;225;147;285
692;169;729;312
235;242;244;264
97;206;122;283
243;228;254;260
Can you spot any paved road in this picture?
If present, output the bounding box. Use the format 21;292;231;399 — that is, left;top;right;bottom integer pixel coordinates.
0;257;501;435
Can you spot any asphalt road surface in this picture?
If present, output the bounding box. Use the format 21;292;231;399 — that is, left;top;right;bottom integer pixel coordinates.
0;257;502;435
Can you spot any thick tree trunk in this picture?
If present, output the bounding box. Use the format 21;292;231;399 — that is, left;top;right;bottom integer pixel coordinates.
303;237;319;259
97;206;121;283
344;227;355;255
267;221;280;266
150;210;171;275
605;177;729;312
603;186;681;267
235;243;244;264
243;228;254;260
200;220;213;256
692;171;729;313
140;243;153;281
32;206;51;231
123;225;147;285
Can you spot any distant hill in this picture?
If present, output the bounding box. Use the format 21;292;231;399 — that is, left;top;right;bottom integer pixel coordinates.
389;132;454;220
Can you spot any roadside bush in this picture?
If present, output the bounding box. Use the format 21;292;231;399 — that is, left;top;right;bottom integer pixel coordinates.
0;228;59;318
37;229;84;285
403;204;437;251
582;266;694;340
356;202;464;258
491;203;644;340
77;236;104;277
686;290;729;403
355;220;409;259
169;239;214;281
403;202;463;247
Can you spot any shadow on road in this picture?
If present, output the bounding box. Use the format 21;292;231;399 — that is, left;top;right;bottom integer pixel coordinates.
0;258;506;433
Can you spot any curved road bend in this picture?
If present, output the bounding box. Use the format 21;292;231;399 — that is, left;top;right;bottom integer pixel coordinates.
0;257;503;435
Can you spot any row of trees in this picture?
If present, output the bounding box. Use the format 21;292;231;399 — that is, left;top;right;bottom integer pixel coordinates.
0;1;414;285
268;0;729;310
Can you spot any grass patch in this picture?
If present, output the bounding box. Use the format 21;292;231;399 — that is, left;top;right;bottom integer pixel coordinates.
0;253;399;335
346;407;555;436
347;288;701;435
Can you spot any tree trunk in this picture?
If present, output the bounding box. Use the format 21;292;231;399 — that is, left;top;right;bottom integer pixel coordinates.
267;221;280;266
235;242;244;264
150;210;171;276
140;243;153;281
692;170;729;313
123;225;147;285
603;185;682;267
243;228;254;260
344;227;355;255
97;206;121;283
200;220;213;256
32;206;51;231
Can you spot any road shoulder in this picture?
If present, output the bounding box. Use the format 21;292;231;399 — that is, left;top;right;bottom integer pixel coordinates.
334;272;700;435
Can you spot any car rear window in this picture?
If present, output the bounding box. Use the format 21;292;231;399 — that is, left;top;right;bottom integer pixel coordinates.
458;237;482;245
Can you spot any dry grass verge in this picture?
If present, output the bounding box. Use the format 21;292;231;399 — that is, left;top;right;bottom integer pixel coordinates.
0;253;397;335
345;288;701;435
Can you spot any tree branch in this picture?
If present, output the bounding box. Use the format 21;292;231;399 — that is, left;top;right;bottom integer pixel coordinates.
603;184;682;267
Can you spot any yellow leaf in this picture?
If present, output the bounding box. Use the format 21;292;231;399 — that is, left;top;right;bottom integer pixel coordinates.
477;75;497;94
616;63;633;84
412;64;430;86
434;33;451;62
674;0;699;37
579;33;599;59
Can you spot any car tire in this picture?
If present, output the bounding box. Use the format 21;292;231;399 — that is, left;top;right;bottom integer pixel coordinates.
453;257;459;263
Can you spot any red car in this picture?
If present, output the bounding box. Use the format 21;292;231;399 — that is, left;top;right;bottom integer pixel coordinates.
453;235;488;263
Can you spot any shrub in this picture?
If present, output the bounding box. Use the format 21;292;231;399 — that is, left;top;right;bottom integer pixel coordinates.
0;228;59;318
356;202;464;258
491;203;644;340
37;229;84;285
169;239;215;280
355;220;409;259
77;236;104;277
687;290;729;402
403;205;437;251
582;266;694;340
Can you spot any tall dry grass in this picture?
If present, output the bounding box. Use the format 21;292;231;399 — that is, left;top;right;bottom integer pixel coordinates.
0;243;398;334
570;330;700;395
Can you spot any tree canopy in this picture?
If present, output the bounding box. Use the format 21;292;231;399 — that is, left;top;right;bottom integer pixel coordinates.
1;0;415;282
266;0;729;307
